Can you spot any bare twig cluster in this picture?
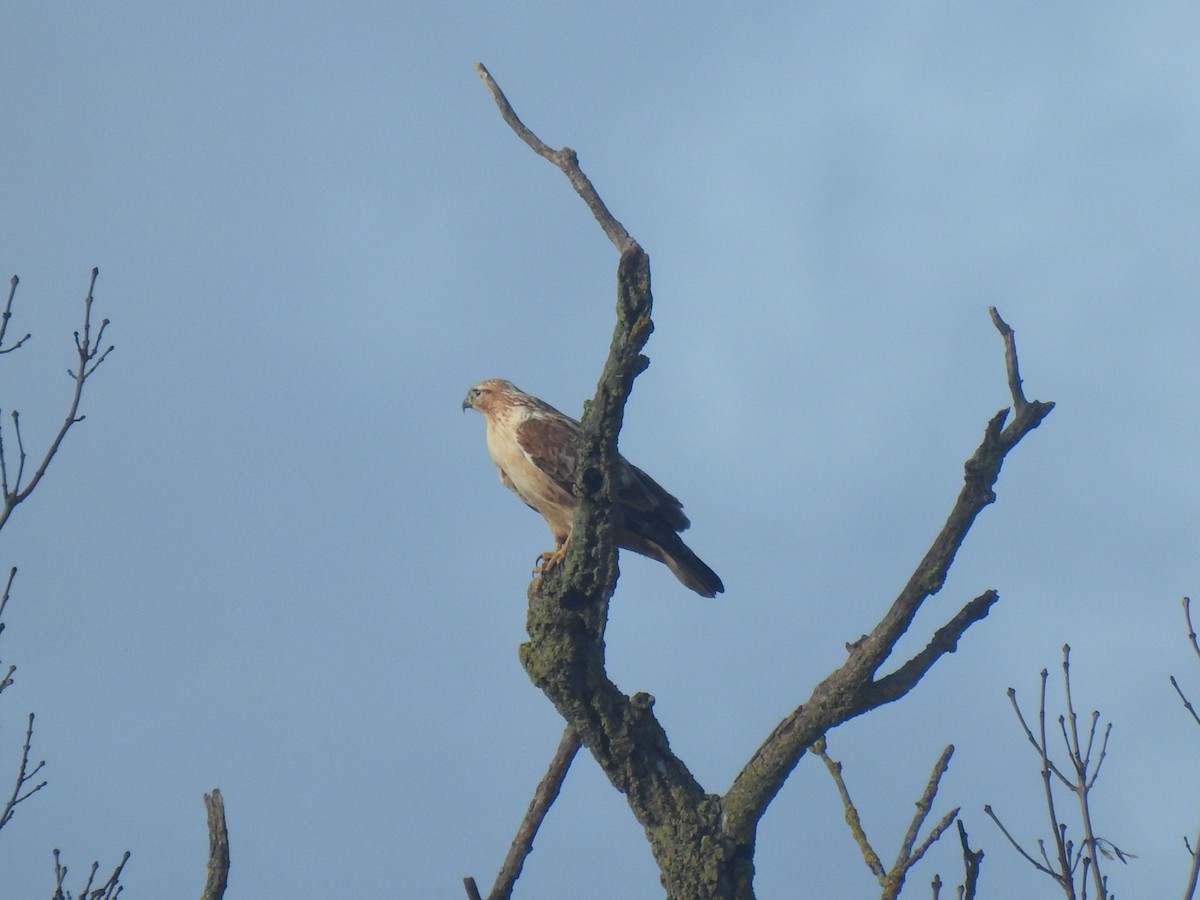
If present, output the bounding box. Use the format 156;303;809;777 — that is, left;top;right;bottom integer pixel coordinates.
986;645;1130;900
0;271;138;895
0;272;113;843
465;64;1054;899
813;736;960;899
51;848;130;900
0;269;114;532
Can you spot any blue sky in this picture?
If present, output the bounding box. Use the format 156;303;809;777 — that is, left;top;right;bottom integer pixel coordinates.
1;3;1198;897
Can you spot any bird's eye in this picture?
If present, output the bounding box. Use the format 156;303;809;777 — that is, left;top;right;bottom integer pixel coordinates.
471;388;482;398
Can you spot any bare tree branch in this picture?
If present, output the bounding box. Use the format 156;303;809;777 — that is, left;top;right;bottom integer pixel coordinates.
812;737;885;879
899;747;960;877
0;711;46;832
1173;597;1200;900
725;312;1052;844
474;64;632;252
0;268;114;532
956;820;983;900
1184;826;1200;900
0;276;32;353
475;63;1053;899
983;804;1063;883
51;848;129;900
869;591;998;705
201;789;230;900
0;566;17;698
484;726;581;900
815;737;959;900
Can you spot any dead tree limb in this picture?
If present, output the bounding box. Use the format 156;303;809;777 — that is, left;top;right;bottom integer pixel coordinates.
201;789;230;900
473;63;1054;899
487;726;581;900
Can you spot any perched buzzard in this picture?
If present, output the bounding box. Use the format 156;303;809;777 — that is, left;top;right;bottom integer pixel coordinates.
462;378;724;597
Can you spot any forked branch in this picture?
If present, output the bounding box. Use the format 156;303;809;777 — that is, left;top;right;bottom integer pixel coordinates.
724;312;1053;843
51;848;129;900
814;737;959;900
0;269;114;532
472;63;1054;899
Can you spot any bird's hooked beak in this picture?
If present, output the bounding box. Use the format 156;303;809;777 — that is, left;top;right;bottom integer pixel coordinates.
461;392;474;413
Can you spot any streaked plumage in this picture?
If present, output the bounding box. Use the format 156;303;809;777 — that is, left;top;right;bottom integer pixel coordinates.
462;378;723;597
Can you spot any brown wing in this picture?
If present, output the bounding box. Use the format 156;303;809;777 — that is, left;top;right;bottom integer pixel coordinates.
513;410;580;494
613;459;691;532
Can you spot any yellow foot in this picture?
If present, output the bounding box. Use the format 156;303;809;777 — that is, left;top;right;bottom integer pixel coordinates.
532;541;569;578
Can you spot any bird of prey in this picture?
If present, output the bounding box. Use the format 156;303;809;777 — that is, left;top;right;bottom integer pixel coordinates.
462;378;723;597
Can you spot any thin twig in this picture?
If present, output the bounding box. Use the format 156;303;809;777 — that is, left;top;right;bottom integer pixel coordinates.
1185;597;1200;663
956;820;983;900
1185;825;1200;900
816;737;959;899
983;804;1062;882
1006;682;1069;784
813;737;885;878
0;712;47;831
1060;645;1109;899
1169;675;1200;728
51;848;129;900
0;567;16;696
487;726;582;900
0;275;32;353
1178;597;1200;900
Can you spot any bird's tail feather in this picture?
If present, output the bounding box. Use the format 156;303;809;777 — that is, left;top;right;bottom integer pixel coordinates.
619;531;724;598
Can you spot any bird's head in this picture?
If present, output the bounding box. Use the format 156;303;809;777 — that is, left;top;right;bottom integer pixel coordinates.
462;378;518;415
